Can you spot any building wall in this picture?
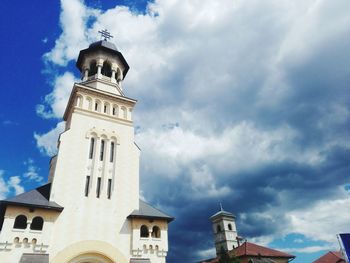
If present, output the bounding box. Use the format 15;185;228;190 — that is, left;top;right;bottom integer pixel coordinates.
0;206;60;262
130;218;169;263
48;85;141;261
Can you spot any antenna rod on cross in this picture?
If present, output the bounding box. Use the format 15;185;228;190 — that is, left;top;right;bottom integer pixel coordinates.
98;29;114;41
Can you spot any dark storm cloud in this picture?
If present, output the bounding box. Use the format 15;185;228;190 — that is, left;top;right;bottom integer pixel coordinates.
40;0;350;262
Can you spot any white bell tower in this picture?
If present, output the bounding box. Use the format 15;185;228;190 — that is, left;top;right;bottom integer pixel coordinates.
210;205;238;255
0;31;173;263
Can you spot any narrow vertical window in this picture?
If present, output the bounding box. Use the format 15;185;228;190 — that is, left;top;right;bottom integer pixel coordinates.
95;103;98;111
112;107;116;115
96;177;101;198
107;179;112;199
100;140;105;161
89;138;95;159
110;142;115;162
85;176;90;197
104;105;107;113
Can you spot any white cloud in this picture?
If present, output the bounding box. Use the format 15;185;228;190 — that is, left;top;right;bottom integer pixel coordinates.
8;176;25;196
197;247;216;260
35;1;350;260
0;170;25;199
44;0;98;66
34;122;66;156
23;159;43;182
281;244;337;254
287;192;350;244
36;72;78;119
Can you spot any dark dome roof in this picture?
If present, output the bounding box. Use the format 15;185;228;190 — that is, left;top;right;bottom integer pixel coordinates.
89;40;118;51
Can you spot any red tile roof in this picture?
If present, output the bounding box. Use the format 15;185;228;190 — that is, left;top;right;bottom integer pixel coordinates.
313;251;345;263
231;242;295;258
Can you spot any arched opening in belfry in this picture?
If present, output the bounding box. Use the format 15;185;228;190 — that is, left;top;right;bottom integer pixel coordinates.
13;215;27;229
140;225;149;238
30;216;44;231
101;61;112;77
88;60;97;77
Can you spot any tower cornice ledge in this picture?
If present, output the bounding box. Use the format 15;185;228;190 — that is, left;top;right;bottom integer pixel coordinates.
63;83;137;121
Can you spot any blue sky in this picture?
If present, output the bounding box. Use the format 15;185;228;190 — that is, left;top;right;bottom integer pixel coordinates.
1;0;350;262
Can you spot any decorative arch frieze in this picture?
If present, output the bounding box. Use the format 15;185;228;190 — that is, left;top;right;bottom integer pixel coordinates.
85;128;120;143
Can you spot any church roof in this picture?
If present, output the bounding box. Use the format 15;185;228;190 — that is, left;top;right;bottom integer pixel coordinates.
0;183;63;211
210;209;235;220
313;251;345;263
128;199;174;222
232;242;295;258
249;258;276;263
19;253;49;263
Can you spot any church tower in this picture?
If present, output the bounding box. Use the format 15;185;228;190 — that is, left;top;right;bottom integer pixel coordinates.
210;206;238;255
0;34;173;263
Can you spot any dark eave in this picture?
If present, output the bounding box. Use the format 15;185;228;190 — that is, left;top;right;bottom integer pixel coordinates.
128;199;174;223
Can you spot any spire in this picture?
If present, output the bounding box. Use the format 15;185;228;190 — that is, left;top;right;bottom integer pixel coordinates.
98;29;114;41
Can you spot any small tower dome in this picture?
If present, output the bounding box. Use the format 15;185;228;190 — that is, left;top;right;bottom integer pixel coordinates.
210;205;238;255
76;38;129;95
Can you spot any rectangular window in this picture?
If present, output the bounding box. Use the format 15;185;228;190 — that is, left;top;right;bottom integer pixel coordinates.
95;103;98;111
100;140;105;161
112;107;115;115
96;177;101;198
89;138;95;159
104;105;107;113
85;176;90;197
107;179;112;199
110;142;115;162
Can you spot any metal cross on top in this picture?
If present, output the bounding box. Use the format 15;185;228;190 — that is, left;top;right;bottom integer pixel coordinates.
98;29;114;41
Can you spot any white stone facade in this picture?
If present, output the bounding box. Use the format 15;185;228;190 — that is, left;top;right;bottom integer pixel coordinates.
0;40;172;263
210;210;238;255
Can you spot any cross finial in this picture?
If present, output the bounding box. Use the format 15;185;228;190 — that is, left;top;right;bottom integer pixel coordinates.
98;29;114;41
220;202;223;211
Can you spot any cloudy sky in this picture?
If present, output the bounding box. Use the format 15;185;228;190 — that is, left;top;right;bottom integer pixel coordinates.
1;0;350;262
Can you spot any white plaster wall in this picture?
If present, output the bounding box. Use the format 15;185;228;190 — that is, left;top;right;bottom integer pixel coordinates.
130;218;169;263
48;85;141;261
0;206;59;262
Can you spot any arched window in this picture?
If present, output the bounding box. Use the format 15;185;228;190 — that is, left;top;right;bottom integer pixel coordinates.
121;107;127;119
89;138;95;159
75;95;83;107
30;216;44;231
103;102;110;114
13;215;27;229
152;226;161;238
228;223;232;231
86;97;93;110
217;224;221;233
88;61;97;77
94;100;101;112
100;140;105;161
140;225;149;238
101;61;112;77
110;142;115;162
112;105;118;117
